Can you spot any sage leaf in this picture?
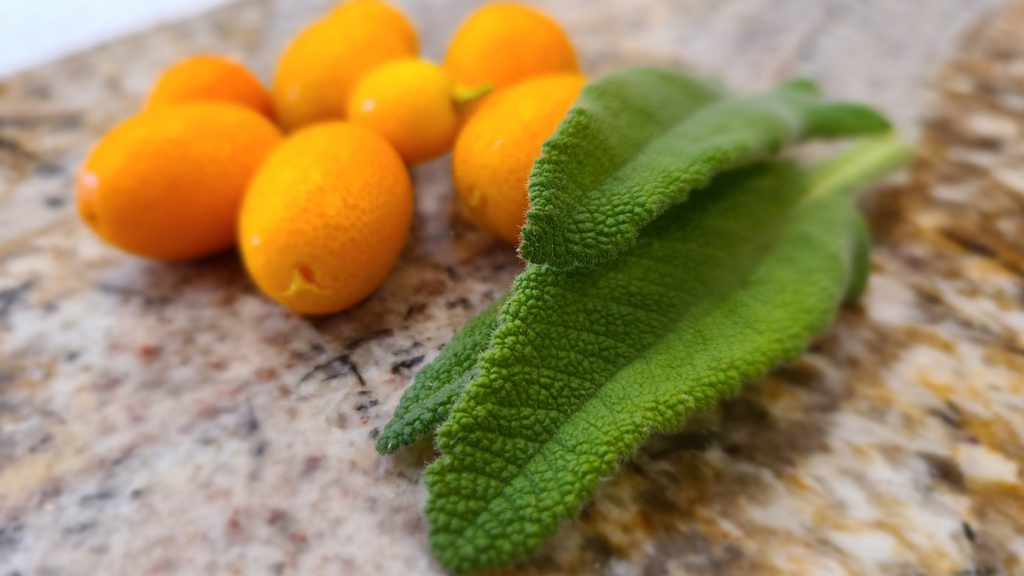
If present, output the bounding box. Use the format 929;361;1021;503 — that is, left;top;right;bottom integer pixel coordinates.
376;300;501;454
379;70;891;454
426;135;910;574
520;68;892;269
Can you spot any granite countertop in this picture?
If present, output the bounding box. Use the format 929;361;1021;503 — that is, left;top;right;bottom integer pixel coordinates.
1;0;1023;575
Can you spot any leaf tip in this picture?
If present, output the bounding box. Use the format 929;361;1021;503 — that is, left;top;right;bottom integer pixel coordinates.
375;425;404;454
782;77;821;95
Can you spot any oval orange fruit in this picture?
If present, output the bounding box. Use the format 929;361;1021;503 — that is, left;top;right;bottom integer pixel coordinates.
239;123;413;314
77;103;281;261
453;73;584;245
146;55;274;119
445;3;578;91
272;0;419;131
348;58;460;164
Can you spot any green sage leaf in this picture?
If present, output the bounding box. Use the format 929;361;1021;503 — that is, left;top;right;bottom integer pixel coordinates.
376;300;501;454
426;135;910;574
519;68;892;269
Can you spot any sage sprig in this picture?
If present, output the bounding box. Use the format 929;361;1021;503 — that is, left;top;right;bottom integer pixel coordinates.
378;68;910;575
521;68;890;269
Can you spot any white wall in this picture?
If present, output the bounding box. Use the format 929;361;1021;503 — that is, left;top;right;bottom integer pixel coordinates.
0;0;232;76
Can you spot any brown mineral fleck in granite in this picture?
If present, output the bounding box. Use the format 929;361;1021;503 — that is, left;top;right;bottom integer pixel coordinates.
1;1;1022;575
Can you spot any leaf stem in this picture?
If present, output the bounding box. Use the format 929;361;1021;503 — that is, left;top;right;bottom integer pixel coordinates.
807;132;913;199
453;83;493;106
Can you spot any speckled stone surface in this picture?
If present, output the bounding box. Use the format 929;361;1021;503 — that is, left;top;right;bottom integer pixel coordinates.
1;1;1022;575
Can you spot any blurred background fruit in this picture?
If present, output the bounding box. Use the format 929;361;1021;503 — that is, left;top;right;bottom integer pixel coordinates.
445;3;578;91
77;103;281;260
453;73;584;245
347;58;462;165
146;54;274;118
272;0;418;131
72;0;589;308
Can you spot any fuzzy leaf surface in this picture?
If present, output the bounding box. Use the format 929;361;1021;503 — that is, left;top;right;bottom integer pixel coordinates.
376;300;501;454
520;68;892;269
426;136;910;574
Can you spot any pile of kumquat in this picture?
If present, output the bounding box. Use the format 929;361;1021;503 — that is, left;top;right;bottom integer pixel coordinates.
77;0;583;315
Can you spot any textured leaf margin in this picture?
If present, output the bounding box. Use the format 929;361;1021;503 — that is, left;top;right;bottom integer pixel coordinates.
519;68;892;269
426;135;910;574
376;300;501;454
